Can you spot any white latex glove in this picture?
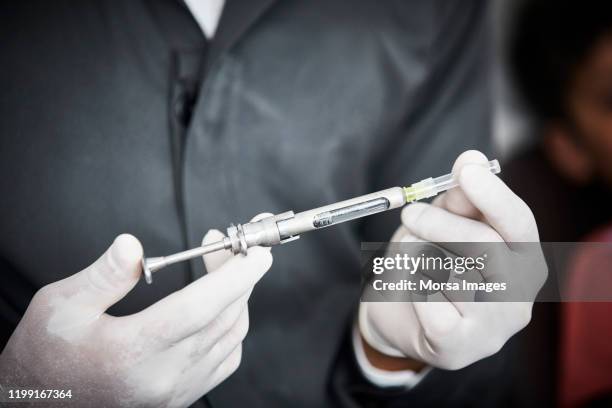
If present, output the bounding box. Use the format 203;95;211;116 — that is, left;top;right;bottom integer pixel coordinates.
359;151;547;370
0;215;272;407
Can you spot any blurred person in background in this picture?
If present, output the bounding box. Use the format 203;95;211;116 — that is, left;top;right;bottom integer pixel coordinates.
507;0;612;406
508;0;612;241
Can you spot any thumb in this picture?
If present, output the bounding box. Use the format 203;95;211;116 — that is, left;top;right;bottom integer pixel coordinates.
458;163;538;242
63;234;143;312
435;150;489;219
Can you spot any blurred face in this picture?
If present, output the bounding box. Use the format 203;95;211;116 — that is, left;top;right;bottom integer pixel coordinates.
565;33;612;186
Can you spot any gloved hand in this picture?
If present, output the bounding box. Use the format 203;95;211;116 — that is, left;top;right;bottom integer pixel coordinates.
359;151;547;370
0;216;272;407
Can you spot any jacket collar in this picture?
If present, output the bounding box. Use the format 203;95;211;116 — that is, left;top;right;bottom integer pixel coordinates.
205;0;278;73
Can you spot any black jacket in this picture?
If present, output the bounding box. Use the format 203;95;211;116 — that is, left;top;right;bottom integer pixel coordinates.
0;1;501;406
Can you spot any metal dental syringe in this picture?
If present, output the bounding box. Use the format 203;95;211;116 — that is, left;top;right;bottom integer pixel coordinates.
141;160;501;284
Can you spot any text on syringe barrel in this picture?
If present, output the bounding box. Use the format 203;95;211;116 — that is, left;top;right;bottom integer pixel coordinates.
276;187;406;239
312;198;390;228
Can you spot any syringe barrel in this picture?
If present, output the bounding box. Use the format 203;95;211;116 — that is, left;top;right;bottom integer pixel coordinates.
276;187;405;238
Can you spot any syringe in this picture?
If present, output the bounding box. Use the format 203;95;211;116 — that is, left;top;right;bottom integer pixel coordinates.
142;159;501;283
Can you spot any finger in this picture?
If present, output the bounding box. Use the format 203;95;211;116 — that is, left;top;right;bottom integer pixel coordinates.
389;224;409;242
402;202;502;261
412;301;462;346
60;234;143;312
402;202;503;244
205;343;243;392
202;213;274;274
250;212;275;222
132;246;272;343
203;307;249;370
435;150;489;219
436;272;480;311
175;343;244;406
174;292;250;355
202;230;232;273
458;164;539;242
182;317;246;393
388;224;484;309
